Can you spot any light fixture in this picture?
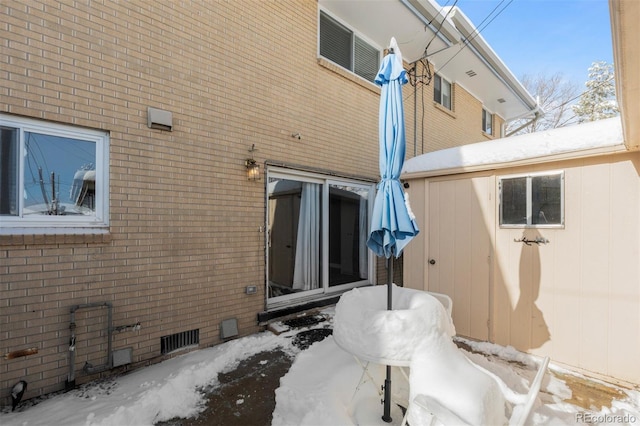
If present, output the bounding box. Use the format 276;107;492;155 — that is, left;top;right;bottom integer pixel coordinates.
245;144;260;181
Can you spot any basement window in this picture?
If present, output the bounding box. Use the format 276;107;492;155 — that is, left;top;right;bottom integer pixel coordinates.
0;114;109;234
499;171;564;227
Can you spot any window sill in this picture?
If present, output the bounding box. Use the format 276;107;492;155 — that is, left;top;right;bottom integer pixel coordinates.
0;231;111;246
317;57;380;94
499;224;565;230
433;102;456;118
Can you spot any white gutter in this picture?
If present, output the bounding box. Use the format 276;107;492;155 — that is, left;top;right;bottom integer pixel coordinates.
400;0;461;46
503;104;544;137
609;0;640;150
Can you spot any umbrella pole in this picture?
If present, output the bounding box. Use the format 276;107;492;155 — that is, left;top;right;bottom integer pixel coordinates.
387;257;393;310
382;257;393;422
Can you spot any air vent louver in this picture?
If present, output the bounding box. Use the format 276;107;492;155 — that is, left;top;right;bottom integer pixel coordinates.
160;329;199;354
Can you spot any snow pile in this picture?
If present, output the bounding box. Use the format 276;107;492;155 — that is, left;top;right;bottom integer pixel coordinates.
334;285;506;425
0;332;290;426
406;329;507;425
333;285;454;365
2;295;639;426
402;116;624;175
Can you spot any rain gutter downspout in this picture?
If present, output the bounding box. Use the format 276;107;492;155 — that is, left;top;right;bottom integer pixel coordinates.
504;105;544;137
414;77;418;157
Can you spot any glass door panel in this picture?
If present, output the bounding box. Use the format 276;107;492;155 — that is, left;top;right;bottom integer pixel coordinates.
328;184;369;287
267;169;374;306
268;177;323;299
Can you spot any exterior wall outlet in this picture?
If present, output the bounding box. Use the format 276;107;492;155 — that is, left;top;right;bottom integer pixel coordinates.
245;285;257;294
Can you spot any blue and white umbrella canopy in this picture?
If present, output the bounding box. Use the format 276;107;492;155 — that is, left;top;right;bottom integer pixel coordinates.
366;37;420;423
367;37;419;260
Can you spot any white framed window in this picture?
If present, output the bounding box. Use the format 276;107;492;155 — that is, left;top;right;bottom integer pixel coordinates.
0;114;109;234
482;108;493;135
434;74;452;110
499;171;564;227
266;167;375;306
319;10;380;82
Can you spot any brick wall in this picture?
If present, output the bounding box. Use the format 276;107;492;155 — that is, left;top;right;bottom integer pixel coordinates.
0;0;499;403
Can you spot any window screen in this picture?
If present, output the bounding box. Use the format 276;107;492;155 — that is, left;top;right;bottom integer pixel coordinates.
319;11;379;83
500;172;564;227
319;12;352;71
434;74;452;110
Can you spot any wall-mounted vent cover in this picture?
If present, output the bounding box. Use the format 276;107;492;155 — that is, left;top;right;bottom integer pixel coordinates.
160;329;199;354
147;107;173;131
220;318;238;339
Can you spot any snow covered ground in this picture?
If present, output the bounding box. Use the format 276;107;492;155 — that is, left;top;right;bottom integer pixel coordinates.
1;305;639;426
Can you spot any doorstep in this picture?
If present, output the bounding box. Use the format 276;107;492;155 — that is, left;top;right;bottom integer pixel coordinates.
257;294;340;324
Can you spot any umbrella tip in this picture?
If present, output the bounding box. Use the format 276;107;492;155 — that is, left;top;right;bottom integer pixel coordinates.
387;37;402;62
389;37;399;51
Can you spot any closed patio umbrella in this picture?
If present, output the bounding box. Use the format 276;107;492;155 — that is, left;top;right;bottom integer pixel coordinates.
366;37;419;423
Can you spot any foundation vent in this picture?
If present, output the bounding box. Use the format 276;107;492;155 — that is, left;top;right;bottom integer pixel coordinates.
160;329;199;354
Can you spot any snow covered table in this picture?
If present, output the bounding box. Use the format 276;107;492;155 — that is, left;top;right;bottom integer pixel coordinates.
333;284;455;367
333;284;456;424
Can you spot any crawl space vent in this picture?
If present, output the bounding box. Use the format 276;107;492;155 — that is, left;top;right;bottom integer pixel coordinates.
160;329;199;354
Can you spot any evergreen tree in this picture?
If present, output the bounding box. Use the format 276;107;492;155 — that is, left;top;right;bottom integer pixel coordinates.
572;61;619;123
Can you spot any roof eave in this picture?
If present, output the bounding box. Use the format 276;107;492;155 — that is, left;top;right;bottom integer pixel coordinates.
609;0;640;150
400;0;460;47
447;7;539;114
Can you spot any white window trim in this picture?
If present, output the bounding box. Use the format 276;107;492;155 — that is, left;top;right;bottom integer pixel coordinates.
482;107;493;135
0;114;109;235
317;8;382;84
434;74;453;110
498;170;565;229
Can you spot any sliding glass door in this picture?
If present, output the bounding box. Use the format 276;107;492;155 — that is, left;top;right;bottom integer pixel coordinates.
267;168;374;305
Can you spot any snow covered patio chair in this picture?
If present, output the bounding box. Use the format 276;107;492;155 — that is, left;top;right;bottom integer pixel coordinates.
403;351;551;426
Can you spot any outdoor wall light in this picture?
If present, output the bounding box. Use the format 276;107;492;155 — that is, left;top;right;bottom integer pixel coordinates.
245;144;260;181
245;158;260;181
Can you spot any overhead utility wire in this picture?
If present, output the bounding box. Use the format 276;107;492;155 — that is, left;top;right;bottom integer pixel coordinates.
404;0;513;115
422;0;458;57
406;1;458;155
407;0;459;91
406;0;509;93
531;76;617;119
434;0;514;76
